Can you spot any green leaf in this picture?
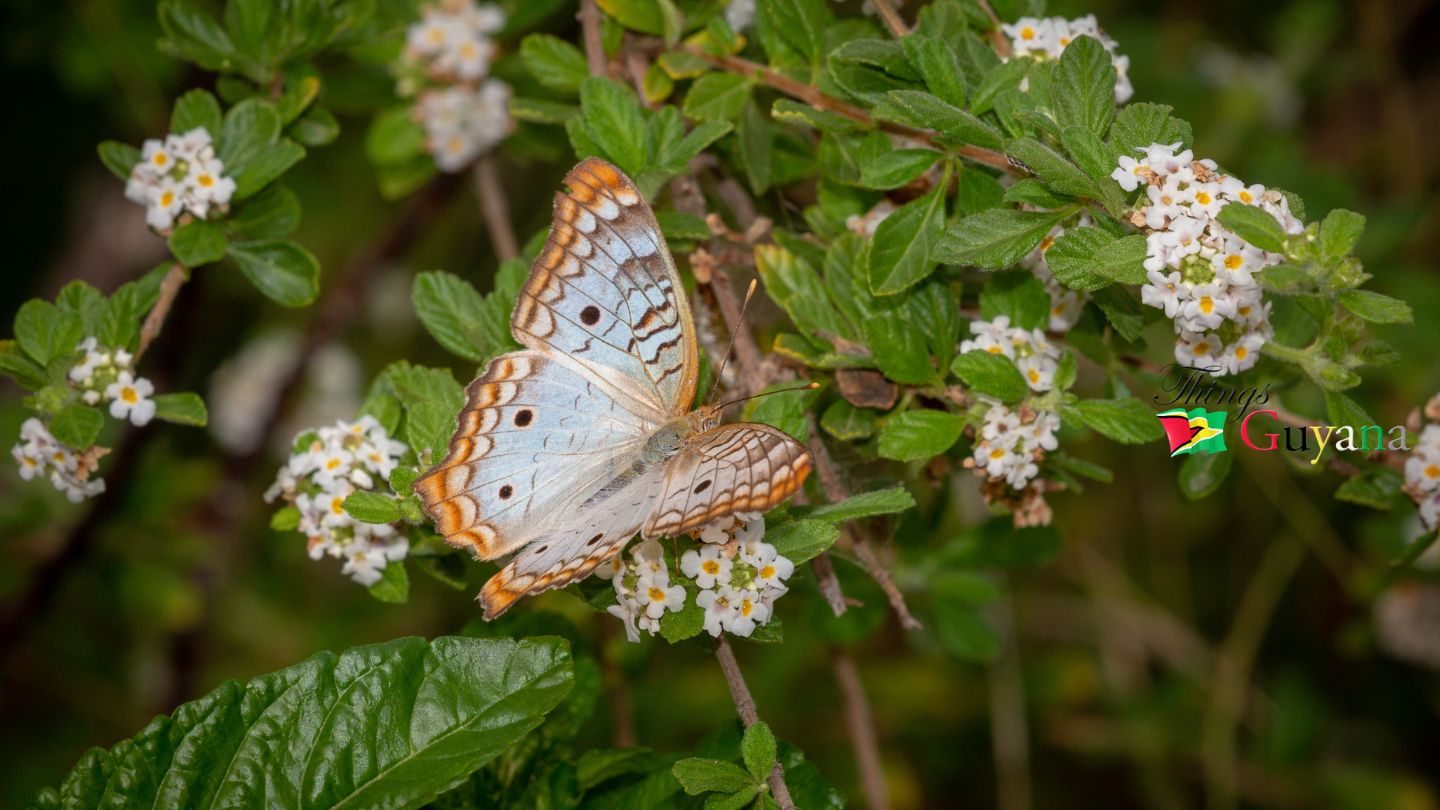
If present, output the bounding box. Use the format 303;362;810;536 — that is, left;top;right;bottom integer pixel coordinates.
660;594;704;642
1320;209;1365;261
803;487;915;523
933;599;1000;663
1090;285;1151;343
1045;228;1147;291
902;34;966;108
765;519;840;565
945;519;1061;569
520;34;589;94
576;77;651;176
1052;36;1116;136
760;0;830;67
771;99;862;134
1337;289;1413;324
873;90;1001;150
49;404;105;448
868;181;947;295
1178;452;1232;500
598;0;682;41
1215;202;1288;253
978;271;1051;331
683;73;752;122
34;636;572;808
413;272;488;362
742;381;818;442
951;351;1029;402
157;0;234;72
877;410;965;461
228;240;320;307
1003;178;1072;209
934;208;1071;270
151;392;209;426
1108;102;1192;160
1007;138;1096;199
671;758;755;796
1072;398;1163;444
270;505;301;531
1335;467;1405;510
820;400;877;440
291;106;340;148
755;245;852;345
367;561;410;604
366;106;427;165
858;149;942;190
0;340;47;389
741;722;777;781
957;166;1007;214
658;120;733;168
230;183;301;239
343;491;404;524
735;101;773;194
14;299;84;365
168;218;228;266
171;87;223;136
98;140;141;180
656;211;710;242
217;98;304;199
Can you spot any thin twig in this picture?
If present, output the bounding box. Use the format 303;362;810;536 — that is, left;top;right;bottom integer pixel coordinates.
975;0;1013;57
832;649;891;810
715;636;796;809
1201;535;1305;810
871;0;911;37
686;48;1011;170
472;155;518;262
598;620;637;746
134;262;188;363
579;0;607;77
987;583;1032;810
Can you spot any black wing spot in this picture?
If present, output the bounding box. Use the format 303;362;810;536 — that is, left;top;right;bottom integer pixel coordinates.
586;533;604;546
499;485;514;500
580;305;601;326
514;409;533;427
694;480;712;493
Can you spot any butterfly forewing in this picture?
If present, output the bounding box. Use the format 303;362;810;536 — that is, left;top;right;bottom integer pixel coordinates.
511;158;699;416
414;350;649;559
644;424;812;538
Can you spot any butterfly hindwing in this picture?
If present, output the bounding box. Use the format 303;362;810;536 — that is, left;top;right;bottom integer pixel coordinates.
414;350;649;559
511;158;699;416
479;465;667;618
644;423;812;539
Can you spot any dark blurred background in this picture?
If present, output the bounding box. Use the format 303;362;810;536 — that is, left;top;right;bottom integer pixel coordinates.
1;0;1439;807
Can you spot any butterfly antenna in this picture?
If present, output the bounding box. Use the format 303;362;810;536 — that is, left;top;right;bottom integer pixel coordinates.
706;278;759;407
714;382;820;413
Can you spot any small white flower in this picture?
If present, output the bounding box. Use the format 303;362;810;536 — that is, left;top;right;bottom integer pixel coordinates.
722;588;770;637
697;588;738;637
1406;449;1440;495
1017;354;1056;392
681;544;733;588
104;371;156;426
12;444;43;481
341;541;388;586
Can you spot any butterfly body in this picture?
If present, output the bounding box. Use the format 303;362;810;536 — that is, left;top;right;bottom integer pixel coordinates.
415;159;811;619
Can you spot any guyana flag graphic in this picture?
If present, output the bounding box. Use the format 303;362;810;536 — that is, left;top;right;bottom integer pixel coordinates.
1156;408;1228;457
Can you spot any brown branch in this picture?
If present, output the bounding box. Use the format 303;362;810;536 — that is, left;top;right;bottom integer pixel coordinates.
715;636;796;809
579;0;607;77
472;155;518;262
975;0;1013;57
686;48;1011;170
871;0;911;37
598;620;637;746
134;262;188;363
832;649;891;810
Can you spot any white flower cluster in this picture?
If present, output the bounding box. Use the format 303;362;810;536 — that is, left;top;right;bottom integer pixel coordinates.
416;83;512;172
124;127;235;232
597;514;794;642
402;0;512;173
724;0;756;32
1116;142;1302;376
969;402;1060;490
70;337;156;426
405;0;504;82
1405;417;1440;532
601;539;687;642
1001;15;1134;103
10;419;105;502
265;417;411;586
959;315;1063;393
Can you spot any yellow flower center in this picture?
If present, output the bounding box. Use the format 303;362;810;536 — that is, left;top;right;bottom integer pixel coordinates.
760;565;775;579
986;345;1004;354
326;458;342;470
648;587;666;602
702;560;720;575
1239;191;1254;203
198;174;214;188
427;28;444;44
153;153;168;167
460;42;477;58
159;191;175;207
1426;465;1440;479
330;497;345;514
1199;297;1214;314
121;386;138;404
53;452;66;463
1028;369;1041;384
1196;342;1213;356
1235;346;1248;360
990;448;1006;460
1020;26;1035;40
1195;191;1212;205
1225;255;1243;269
1058;36;1071;45
740;599;754;617
1238;306;1252;317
